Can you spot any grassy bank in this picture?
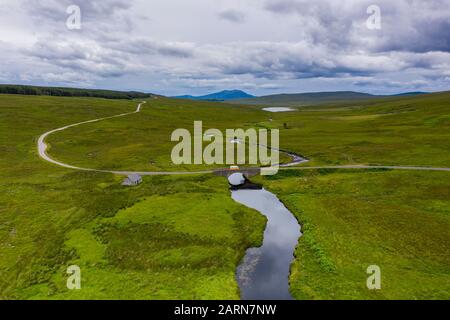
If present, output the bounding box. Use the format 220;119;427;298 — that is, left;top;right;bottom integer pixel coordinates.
257;169;450;299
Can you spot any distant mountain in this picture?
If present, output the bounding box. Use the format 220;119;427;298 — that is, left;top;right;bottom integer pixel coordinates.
231;91;377;106
230;91;429;107
173;90;255;101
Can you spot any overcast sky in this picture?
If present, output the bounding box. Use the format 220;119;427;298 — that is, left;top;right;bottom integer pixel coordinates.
1;0;449;96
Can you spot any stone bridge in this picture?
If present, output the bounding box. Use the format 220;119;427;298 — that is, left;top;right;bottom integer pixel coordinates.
213;167;261;178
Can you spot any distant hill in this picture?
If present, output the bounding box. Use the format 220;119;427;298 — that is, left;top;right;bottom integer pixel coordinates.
231;91;380;107
393;92;429;96
173;90;255;101
0;84;155;100
231;91;429;107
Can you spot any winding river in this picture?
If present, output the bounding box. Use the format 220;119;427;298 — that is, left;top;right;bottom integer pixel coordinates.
232;188;302;300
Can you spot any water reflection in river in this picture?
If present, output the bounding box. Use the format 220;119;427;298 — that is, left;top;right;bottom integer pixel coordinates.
232;189;301;300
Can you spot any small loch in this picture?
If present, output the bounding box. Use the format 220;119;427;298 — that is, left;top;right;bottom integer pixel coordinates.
262;107;295;113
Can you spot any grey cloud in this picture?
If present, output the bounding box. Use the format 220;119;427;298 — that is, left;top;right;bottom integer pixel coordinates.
352;78;428;89
202;42;406;80
24;0;132;20
15;33;450;91
218;9;246;23
22;34;198;83
377;17;450;53
265;0;313;15
264;0;450;53
2;0;450;94
25;38;132;78
23;0;135;36
112;39;195;58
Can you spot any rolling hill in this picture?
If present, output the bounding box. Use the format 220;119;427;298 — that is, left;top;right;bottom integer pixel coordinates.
173;90;255;101
231;91;428;107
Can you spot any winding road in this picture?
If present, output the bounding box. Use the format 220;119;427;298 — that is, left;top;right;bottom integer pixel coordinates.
37;101;450;175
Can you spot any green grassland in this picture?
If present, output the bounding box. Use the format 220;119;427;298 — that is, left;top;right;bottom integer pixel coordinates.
0;94;265;299
273;92;450;167
44;96;283;172
0;92;449;299
45;92;450;171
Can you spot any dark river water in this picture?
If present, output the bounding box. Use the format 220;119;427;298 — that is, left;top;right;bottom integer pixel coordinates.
231;189;302;300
